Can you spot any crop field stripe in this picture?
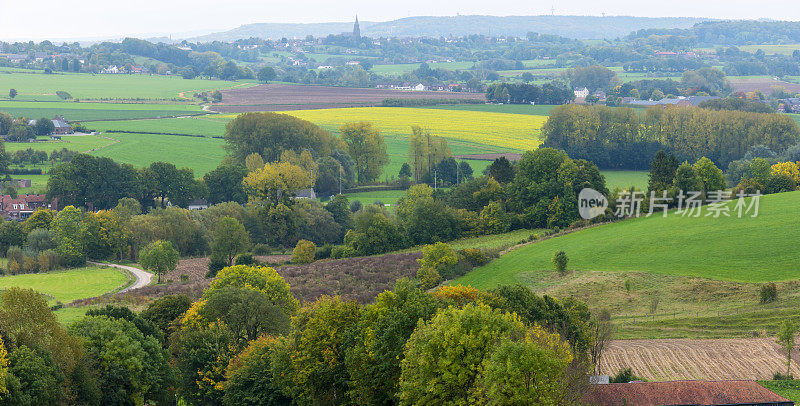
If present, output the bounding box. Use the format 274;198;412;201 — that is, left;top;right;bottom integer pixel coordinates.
284;107;546;150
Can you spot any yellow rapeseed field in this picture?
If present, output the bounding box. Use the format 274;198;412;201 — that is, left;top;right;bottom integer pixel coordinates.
281;107;546;151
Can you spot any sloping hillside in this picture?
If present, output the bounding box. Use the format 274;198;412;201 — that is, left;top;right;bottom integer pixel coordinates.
458;191;800;286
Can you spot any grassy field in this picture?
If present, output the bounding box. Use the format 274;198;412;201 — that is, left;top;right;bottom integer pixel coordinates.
602;170;649;190
285;107;546;151
0;69;256;100
459;191;800;287
94;115;228;136
0;266;130;303
760;380;800;401
0;100;204;121
5;134;116;153
447;229;544;251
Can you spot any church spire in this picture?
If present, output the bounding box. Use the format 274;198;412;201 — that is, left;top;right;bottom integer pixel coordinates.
353;15;361;39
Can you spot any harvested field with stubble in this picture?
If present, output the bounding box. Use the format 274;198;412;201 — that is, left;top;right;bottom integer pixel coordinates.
212;83;485;112
599;338;800;381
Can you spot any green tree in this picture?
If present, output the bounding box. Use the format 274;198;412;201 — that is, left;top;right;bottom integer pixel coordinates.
257;66;277;83
8;89;17;99
648;150;680;193
4;346;64;406
344;205;405;256
207;265;299;316
398;303;527;404
70;316;169;405
140;294;193;337
693;156;727;195
345;280;438;404
50;205;85;267
224;112;343;163
567;65;617;91
777;319;797;377
417;242;458;285
673;162;702;194
204;163;248;204
211;216;250;266
552;250;568;274
0;112;12;135
7;124;34;142
282;296;361;404
139;240;179;283
480;331;574;404
223;335;291;406
33;117;55;136
341;121;389;183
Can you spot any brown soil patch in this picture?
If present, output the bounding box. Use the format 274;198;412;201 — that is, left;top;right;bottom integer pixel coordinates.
599;338;800;380
212;84;484;112
729;78;800;95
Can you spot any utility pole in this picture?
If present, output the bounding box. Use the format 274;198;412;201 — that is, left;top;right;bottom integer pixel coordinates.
433;169;437;192
456;161;460;184
338;163;342;195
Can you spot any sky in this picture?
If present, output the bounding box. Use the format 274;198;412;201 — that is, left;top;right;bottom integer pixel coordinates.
2;0;800;41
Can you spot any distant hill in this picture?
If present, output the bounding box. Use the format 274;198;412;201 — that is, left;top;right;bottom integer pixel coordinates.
186;15;712;42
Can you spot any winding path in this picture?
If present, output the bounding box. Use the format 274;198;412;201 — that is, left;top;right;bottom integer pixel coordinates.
88;261;153;293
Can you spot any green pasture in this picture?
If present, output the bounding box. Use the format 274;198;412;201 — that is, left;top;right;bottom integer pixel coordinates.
0;266;130;303
602;170;649;190
0;69;256;100
90;132;226;176
95;115;227;137
0;100;204;121
459;191;800;287
5;135;116;153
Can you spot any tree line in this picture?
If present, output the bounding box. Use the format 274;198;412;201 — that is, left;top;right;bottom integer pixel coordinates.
542;104;800;169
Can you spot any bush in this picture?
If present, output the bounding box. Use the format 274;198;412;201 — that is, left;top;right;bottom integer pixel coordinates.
292;239;316;264
330;245;355;259
610;367;641;383
458;248;491;267
316;244;333;260
234;253;256;266
761;283;778;304
552;250;568;274
417;266;442;290
251;243;272;255
206;253;228;278
773;372;794;380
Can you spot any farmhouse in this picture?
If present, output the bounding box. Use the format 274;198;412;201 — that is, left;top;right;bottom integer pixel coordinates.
583;380;793;406
27;116;74;135
295;189;317;200
0;194;58;220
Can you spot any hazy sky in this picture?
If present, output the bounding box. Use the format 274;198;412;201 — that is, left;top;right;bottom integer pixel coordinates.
2;0;799;41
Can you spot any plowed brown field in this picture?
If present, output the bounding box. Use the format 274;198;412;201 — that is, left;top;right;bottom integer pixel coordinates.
599;338;800;380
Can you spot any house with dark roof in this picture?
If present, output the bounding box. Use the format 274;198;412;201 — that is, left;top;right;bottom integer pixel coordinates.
583;380;793;406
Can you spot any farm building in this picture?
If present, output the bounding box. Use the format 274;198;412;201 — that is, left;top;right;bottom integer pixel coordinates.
0;194;58;220
583;380;793;406
574;87;590;98
187;199;209;210
295;189;317;200
29;116;74;135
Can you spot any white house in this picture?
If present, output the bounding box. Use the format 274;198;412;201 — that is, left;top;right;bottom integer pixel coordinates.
413;83;427;91
574;87;589;98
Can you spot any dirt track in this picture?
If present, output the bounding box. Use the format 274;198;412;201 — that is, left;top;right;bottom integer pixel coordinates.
599;338;800;380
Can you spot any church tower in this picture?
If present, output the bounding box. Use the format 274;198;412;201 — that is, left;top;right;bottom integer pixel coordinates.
353;16;361;39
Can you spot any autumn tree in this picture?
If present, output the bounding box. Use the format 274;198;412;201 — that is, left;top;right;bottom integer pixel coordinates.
242;161;313;205
50;205;85;267
341;121;389;183
777;319;797;377
139;240;179;283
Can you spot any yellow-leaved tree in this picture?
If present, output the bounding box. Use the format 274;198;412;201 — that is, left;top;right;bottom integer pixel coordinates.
242;161;313;204
771;162;800;184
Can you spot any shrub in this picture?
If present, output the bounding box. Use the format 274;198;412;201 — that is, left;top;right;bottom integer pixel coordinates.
773;372;794;380
206;253;228;278
417;266;442;290
761;283;778;304
458;248;490;267
251;244;271;255
610;367;641;383
292;239;316;264
234;253;256;266
552;250;568;274
418;243;458;280
330;245;355;259
316;244;333;260
22;256;38;273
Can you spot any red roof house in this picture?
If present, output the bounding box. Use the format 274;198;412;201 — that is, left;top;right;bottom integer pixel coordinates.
0;194;59;220
584;380;793;406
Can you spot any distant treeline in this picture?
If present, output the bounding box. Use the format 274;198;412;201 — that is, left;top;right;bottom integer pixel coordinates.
485;82;574;105
380;98;484;107
542;104;800;169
